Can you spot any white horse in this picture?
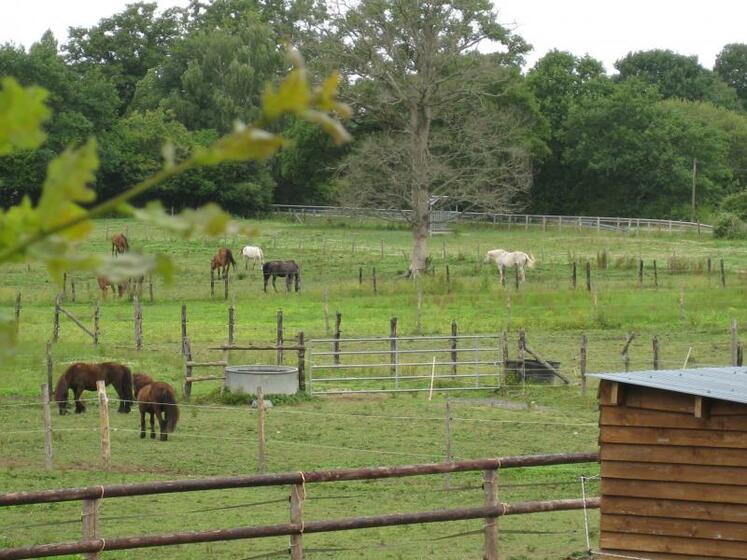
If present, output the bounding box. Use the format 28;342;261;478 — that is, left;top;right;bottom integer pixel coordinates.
484;249;509;264
241;245;264;270
489;250;535;283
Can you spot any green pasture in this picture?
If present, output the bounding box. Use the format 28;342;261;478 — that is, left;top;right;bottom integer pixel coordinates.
1;216;747;558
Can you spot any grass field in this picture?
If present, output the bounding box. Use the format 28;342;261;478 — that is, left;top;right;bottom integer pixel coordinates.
1;216;746;558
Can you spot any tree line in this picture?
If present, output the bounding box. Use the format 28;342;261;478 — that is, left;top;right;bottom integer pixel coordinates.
1;0;746;228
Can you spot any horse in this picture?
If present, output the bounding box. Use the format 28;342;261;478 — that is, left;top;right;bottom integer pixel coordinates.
96;276;128;299
241;245;264;270
111;233;129;257
491;250;536;283
211;248;236;279
262;260;300;293
54;362;133;415
133;373;154;395
137;379;179;441
484;249;509;264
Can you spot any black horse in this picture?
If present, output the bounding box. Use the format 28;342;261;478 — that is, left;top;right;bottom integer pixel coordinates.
262;260;300;293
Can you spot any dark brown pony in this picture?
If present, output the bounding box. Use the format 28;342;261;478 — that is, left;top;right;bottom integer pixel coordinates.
262;260;300;293
111;233;129;257
211;247;236;279
133;373;154;395
54;363;133;415
137;379;179;441
96;276;128;299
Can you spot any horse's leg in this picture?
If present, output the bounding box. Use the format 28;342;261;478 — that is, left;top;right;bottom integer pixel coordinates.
286;275;291;293
149;411;156;439
158;410;168;441
74;386;86;413
140;409;146;439
272;275;278;292
263;275;268;293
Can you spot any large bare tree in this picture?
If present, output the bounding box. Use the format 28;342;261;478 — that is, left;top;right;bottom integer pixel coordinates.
322;0;534;275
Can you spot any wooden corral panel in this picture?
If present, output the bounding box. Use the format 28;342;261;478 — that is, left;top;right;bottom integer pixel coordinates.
599;379;747;559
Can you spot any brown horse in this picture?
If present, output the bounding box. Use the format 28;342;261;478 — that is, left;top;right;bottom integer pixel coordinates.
96;276;128;299
133;373;154;395
211;248;236;279
54;362;133;415
111;233;129;257
137;379;179;441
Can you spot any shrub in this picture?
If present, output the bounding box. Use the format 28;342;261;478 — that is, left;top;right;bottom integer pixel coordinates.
721;191;747;220
714;212;747;239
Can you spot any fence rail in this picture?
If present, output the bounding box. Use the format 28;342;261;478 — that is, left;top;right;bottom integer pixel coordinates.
0;451;599;560
272;204;711;234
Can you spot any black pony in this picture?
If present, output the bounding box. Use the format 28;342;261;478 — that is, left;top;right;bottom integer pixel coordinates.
262;260;300;293
54;362;133;415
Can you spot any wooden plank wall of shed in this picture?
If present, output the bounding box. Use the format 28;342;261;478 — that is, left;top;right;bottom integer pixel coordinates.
598;380;747;560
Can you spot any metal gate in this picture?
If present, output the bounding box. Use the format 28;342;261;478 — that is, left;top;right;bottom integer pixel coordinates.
308;334;502;394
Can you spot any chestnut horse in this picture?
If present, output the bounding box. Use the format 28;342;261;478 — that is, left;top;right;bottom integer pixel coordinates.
136;378;179;441
96;276;128;299
111;233;129;257
211;248;236;279
54;362;133;415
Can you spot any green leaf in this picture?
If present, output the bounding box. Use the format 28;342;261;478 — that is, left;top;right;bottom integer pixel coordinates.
133;201;240;239
0;77;50;155
302;110;353;145
262;67;312;120
193;126;286;166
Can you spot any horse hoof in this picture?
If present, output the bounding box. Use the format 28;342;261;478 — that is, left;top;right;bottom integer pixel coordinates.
150;433;156;439
140;432;146;439
160;435;168;442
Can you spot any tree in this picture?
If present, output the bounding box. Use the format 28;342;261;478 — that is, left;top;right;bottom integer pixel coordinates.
322;0;529;275
615;49;741;110
65;2;183;113
715;43;747;110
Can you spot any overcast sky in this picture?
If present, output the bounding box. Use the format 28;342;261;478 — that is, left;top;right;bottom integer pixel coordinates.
1;0;745;72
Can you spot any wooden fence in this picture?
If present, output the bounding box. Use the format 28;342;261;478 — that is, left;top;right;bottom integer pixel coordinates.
0;451;599;560
272;204;711;234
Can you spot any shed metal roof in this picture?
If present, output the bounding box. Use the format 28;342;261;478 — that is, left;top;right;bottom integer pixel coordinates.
589;367;747;405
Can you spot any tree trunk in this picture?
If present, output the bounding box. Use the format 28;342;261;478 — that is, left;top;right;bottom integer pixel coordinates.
409;104;431;277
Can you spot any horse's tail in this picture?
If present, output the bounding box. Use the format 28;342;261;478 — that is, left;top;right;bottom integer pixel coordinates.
54;369;70;413
527;253;536;268
228;250;237;270
161;388;179;433
120;366;134;411
259;248;264;265
122;234;129;252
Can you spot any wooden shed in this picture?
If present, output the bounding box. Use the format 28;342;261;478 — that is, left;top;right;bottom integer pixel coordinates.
592;368;747;560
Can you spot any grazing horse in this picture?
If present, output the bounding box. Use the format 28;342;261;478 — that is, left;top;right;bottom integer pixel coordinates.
133;373;154;395
96;276;128;299
263;260;300;293
484;249;509;264
111;233;129;257
137;379;179;441
491;250;535;283
241;245;264;270
54;362;133;415
211;248;237;279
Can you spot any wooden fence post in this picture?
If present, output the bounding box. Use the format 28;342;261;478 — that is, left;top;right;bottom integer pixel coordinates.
518;330;526;383
638;259;643;287
333;312;342;365
731;319;739;367
372;266;377;295
210;268;215;297
134;296;142;351
444;399;453;490
358;266;363;285
228;304;235;346
63;273;68;299
71;279;76;303
721;258;726;287
451;320;458;375
483;469;499;560
739;343;744;367
183;337;193;401
501;331;509;384
446;265;451;292
14;291;21;326
81;498;100;560
622;333;634;372
585;261;591;291
148;275;154;303
276;309;284;365
181;304;187;345
514;265;520;290
93;302;100;346
53;295;60;342
653;336;661;370
46;341;53;399
96;380;111;469
289;481;305;560
572;262;577;289
390;317;399;388
224;269;229;300
41;383;53;469
500;265;506;288
297;331;306;392
580;334;588;396
257;386;267;473
653;260;658;288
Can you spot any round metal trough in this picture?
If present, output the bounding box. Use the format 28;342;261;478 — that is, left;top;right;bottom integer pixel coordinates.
225;365;299;395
